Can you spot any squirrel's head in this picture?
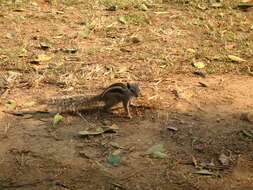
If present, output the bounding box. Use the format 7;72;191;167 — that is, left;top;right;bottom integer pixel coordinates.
127;83;139;97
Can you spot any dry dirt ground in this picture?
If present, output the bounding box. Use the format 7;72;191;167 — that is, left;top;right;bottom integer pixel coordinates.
0;0;253;190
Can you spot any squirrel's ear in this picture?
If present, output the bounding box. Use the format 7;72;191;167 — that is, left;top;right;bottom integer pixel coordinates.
127;83;130;88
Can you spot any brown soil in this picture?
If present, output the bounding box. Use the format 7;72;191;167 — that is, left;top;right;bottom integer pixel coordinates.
1;75;253;190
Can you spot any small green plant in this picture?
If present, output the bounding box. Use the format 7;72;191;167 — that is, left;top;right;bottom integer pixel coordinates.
53;113;63;126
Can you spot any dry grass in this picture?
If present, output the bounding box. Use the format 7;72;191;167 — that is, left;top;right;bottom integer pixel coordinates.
0;0;252;95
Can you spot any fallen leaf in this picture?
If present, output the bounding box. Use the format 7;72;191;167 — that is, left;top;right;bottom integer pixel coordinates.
131;36;141;43
117;67;127;73
154;12;170;15
23;101;36;107
56;10;64;14
7;101;16;109
241;130;253;138
218;153;231;166
65;7;74;10
228;55;246;63
110;142;124;149
192;155;198;167
186;48;196;54
39;43;50;50
210;3;223;8
179;92;193;99
22;114;33;119
35;54;52;62
118;16;128;24
150;151;167;159
112;149;122;155
13;8;25;12
78;130;103;136
31;2;38;6
8;71;21;77
167;126;178;131
194;169;214;175
61;48;77;54
39;118;51;122
193;62;205;69
120;48;131;52
147;144;167;158
6;33;13;39
237;2;253;10
78;124;119;136
197;4;207;10
147;144;164;154
139;4;148;11
79;29;90;39
106;5;117;11
108;154;120;166
79;151;91;159
53;35;63;39
199;82;209;87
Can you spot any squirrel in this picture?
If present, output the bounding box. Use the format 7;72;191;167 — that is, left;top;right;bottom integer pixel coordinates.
39;82;140;118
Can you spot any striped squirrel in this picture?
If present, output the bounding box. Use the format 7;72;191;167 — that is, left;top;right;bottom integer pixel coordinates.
40;82;140;118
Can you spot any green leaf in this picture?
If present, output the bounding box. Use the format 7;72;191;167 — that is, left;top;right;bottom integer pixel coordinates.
150;151;167;159
65;7;74;10
53;113;63;126
147;144;164;154
31;2;38;6
139;4;148;11
23;101;36;107
78;124;119;137
250;25;253;30
61;48;77;54
7;101;16;109
108;154;120;166
117;67;127;73
96;127;104;132
147;144;167;159
118;16;128;24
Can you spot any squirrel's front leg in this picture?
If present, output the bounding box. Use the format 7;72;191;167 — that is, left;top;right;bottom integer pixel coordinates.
123;99;132;119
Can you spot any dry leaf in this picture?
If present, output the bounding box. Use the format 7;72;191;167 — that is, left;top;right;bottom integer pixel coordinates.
228;55;246;63
218;153;231;166
35;54;52;62
193;62;205;69
192;155;198;167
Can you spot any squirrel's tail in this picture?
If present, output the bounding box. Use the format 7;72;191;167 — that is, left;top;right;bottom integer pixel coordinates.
38;94;101;113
